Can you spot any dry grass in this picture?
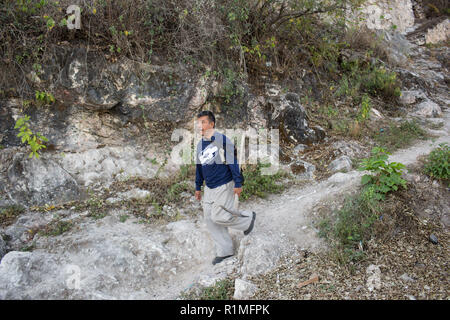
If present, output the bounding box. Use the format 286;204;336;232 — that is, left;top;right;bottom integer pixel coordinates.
0;204;25;227
343;26;390;62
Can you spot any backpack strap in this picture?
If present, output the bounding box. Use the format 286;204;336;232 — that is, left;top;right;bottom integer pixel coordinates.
210;135;245;186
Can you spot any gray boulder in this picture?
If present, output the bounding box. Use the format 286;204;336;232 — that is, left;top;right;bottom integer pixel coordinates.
265;89;325;145
290;160;316;180
0;217;215;299
399;90;426;105
329;156;353;173
5;152;80;208
413;99;442;118
0;251;71;300
3;210;54;252
233;278;258;299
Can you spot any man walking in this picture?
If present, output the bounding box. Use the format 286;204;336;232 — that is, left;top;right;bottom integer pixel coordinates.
194;111;256;265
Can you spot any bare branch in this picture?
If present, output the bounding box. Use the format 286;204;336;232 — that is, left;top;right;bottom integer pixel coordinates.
271;4;345;30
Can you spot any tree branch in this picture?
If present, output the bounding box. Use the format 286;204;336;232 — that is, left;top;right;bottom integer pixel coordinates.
270;4;345;31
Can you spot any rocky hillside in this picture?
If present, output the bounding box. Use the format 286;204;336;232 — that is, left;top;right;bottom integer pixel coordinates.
0;0;448;299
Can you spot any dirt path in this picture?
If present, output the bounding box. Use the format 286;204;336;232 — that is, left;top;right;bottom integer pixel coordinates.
171;108;449;299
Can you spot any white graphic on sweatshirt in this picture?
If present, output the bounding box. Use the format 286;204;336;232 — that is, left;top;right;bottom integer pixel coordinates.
199;145;219;165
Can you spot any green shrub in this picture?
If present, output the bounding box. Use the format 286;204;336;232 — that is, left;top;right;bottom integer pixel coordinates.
168;181;193;202
240;162;288;201
423;142;449;182
20;241;36;252
199;279;234;300
14;114;49;158
35;90;55;105
337;59;401;100
119;214;129;223
334;190;378;246
362;66;401;98
86;192;107;220
357;93;371;122
357;147;407;200
318;187;380;265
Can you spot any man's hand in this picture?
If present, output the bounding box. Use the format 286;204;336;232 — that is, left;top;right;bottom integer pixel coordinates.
195;190;202;201
234;187;242;198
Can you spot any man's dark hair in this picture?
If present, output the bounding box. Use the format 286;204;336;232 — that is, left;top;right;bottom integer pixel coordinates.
197;110;215;128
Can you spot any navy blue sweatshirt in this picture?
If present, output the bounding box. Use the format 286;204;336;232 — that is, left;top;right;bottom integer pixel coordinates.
195;130;243;191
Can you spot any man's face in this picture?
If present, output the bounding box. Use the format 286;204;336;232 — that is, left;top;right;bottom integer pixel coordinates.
197;115;214;137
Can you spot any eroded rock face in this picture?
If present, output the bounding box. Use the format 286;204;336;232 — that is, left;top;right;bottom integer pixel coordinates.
54;146;162;187
0;101;21;148
44;46;203;124
357;0;415;34
0;37;330;210
0;217;214;299
381;31;415;66
4;152;80;208
425;19;450;44
0;44;215;155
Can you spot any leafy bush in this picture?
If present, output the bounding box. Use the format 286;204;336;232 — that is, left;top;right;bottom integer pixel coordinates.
14;114;49;158
35;90;55;106
362;66;401;98
318;186;380;265
357;93;371;122
240;162;288;201
337;58;401;100
357;147;407;200
423;142;449;182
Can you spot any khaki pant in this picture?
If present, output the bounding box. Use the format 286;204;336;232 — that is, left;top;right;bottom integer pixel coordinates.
202;180;253;257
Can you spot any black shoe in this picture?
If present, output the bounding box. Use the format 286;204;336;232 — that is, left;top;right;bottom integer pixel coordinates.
244;212;256;236
212;255;233;265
